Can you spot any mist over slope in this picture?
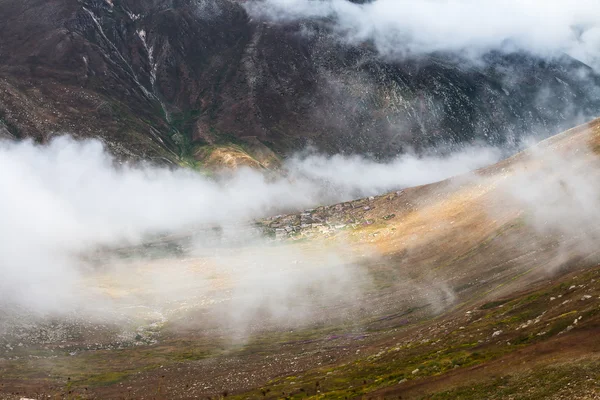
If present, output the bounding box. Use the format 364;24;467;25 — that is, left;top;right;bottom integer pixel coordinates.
0;0;599;165
0;135;499;313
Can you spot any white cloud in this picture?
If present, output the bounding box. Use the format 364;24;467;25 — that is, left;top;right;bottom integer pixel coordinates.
245;0;600;67
0;136;498;315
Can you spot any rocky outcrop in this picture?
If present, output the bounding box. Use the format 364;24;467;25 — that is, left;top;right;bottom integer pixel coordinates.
261;191;406;239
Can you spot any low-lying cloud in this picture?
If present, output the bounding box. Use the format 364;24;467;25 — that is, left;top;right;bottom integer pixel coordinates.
287;147;502;200
0;136;499;318
244;0;600;68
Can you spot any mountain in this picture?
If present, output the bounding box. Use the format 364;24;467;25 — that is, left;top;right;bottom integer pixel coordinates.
1;0;600;167
2;118;600;399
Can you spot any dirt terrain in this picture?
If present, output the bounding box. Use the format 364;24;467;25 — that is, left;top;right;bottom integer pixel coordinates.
2;120;600;399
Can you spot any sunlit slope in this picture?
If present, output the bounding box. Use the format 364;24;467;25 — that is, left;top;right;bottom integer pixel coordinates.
262;118;600;311
225;123;600;399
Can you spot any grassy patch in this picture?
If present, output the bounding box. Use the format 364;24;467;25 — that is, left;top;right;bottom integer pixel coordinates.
480;299;511;310
229;265;600;399
430;361;600;400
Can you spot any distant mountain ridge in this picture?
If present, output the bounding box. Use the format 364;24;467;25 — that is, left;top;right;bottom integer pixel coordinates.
1;0;599;167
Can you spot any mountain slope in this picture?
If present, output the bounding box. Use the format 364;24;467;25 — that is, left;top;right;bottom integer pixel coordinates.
2;118;600;399
1;0;599;166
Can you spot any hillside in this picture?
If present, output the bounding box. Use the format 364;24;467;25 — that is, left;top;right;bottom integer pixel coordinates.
1;0;599;167
2;119;600;399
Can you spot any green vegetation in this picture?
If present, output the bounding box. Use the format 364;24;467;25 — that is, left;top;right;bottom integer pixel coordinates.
430;361;600;400
227;265;600;399
3;261;600;399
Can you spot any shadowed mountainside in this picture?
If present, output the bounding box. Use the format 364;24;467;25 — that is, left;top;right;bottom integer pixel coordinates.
1;0;600;167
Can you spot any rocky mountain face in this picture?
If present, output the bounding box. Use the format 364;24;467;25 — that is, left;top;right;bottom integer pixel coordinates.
1;0;600;166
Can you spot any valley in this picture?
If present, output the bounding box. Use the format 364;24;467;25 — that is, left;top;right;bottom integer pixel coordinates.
2;119;600;398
